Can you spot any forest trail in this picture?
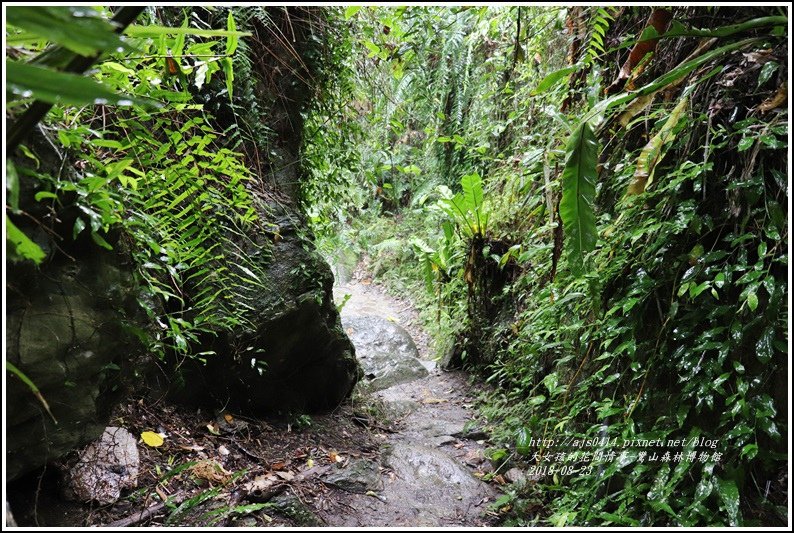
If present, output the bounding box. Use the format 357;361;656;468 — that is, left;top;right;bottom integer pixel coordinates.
324;262;500;526
8;262;501;527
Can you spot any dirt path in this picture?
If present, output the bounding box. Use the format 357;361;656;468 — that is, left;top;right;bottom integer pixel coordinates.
326;267;500;526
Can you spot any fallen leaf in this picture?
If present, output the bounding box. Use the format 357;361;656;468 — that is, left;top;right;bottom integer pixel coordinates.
191;459;232;484
206;423;220;436
271;461;287;471
218;445;230;456
141;431;164;447
245;474;276;493
155;485;169;501
329;451;338;463
493;474;507;485
275;471;294;481
421;397;448;404
758;83;787;113
306;458;315;468
224;413;234;423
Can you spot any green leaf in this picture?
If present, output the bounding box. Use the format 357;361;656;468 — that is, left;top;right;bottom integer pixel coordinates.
6;215;46;264
527;395;546;406
559;121;598;276
225;11;239;56
737;136;755;152
584;38;761;125
460;173;486;235
746;291;758;312
516;427;532;455
222;57;234;102
740;443;758;460
6;361;57;424
6;60;157;109
627;96;689;195
717;478;740;526
344;6;362;19
91;231;114;250
34;191;58;202
73;218;86;240
756;60;778;87
6;160;20;213
531;66;578;96
755;326;774;363
6;6;131;56
125;25;251;38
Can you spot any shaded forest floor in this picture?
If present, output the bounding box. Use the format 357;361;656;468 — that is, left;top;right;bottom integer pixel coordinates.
10;263;504;527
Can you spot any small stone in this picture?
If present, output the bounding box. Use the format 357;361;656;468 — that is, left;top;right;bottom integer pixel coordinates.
323;459;383;493
270;492;322;526
65;427;139;504
432;435;457;447
505;467;528;485
6;501;17;528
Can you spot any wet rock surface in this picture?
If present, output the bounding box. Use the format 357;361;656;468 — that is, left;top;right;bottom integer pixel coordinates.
326;267;499;526
343;314;429;390
323;459;383;493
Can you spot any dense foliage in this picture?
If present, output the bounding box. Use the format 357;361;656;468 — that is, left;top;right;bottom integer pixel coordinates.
304;6;788;526
4;5;788;527
6;7;294;362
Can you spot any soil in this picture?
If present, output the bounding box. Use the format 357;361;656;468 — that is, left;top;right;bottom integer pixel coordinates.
8;263;502;527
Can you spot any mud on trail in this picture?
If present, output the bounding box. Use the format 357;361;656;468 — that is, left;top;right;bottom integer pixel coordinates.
10;265;501;527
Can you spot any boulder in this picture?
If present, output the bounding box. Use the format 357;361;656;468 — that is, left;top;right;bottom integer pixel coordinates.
5;245;144;482
342;315;428;391
167;204;361;414
64;427;140;504
323;459;383;493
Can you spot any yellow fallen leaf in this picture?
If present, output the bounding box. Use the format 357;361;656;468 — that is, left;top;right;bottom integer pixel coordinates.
421;397;448;404
306;458;315;468
141;431;164;447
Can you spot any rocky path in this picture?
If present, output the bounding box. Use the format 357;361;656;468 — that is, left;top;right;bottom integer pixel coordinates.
325;268;500;526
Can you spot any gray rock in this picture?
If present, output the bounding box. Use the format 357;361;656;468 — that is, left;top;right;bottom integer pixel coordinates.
505;467;528;486
378;443;496;524
6;244;145;482
270;492;323;526
5;501;17;528
166;206;362;414
432;435;457;447
417;419;465;439
324;459;383;493
381;399;420;419
65;427;139;504
342;315;428;390
452;426;490;441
